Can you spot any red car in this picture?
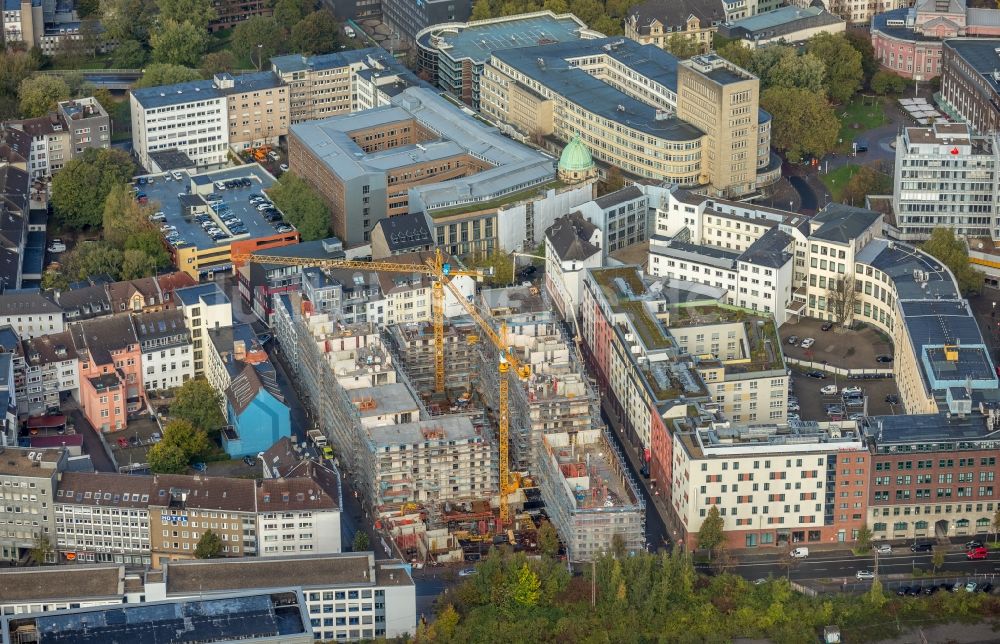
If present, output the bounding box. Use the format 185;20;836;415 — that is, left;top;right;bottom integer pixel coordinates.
116;438;128;448
967;547;988;560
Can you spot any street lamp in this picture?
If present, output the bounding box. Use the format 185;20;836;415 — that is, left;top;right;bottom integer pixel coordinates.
254;43;264;71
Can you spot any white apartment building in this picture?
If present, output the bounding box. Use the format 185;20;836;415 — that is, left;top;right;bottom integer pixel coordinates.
0;448;65;562
257;476;342;557
671;423;869;549
53;472;152;566
20;331;78;416
544;211;603;321
891;123;997;242
174;283;233;375
0;293;65;339
130;82;228;170
134;309;194;392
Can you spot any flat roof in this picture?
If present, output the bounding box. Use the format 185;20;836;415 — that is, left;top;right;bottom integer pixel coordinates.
0;566;122;603
418;11;595;65
7;592;308;644
724;5;843;36
865;412;999;444
368;415;481;447
136;165;289;251
347;383;418;418
945;38;1000;96
163;554;413;593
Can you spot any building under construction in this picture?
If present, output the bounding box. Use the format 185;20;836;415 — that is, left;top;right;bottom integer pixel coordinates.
384;320;480;401
537;429;646;560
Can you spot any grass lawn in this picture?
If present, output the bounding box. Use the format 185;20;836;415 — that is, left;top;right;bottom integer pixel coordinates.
820;164;862;202
836;97;887;151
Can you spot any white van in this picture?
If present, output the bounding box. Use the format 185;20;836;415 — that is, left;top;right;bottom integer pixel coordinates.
790;547;809;558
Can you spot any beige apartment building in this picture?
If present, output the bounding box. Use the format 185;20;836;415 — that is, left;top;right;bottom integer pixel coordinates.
217;72;289;150
677;55;768;198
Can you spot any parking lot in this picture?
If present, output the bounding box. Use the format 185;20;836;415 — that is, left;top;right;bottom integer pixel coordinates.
781;318;892;369
108;416;162;471
790;369;902;421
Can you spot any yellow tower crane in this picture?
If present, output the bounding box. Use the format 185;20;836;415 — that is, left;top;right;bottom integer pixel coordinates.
234;248;530;527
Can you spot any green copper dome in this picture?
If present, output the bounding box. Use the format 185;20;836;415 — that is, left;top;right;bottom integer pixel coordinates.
558;134;594;173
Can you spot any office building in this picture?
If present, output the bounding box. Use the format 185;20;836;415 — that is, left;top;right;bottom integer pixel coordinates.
940;38;1000;134
481;40;778;196
718;6;845;49
381;0;471;45
130;79;229;170
891;123;996;241
416;11;602;108
2;0;42;48
217;72;289;150
0;448;65;563
288;86;555;247
789;0;905;25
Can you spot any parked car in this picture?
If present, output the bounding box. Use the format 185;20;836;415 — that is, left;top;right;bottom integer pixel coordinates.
786;335;799;345
150;212;166;222
787;414;800;421
171;170;185;181
896;586;910;596
800;338;815;349
268;150;280;161
876;355;893;363
856;570;875;580
459;567;477;577
279;163;289;172
842;386;862;396
214;181;227;191
243;456;256;466
885;394;900;405
980;583;993;593
787;403;800;412
910;542;933;553
790;547;809;558
806;370;826;379
848;413;864;421
924;585;938;595
951;581;964;592
821;322;833;331
966;581;979;592
966;540;984;550
845;397;865;408
191;462;207;472
874;544;892;555
116;437;128;448
820;384;838;395
47;239;66;253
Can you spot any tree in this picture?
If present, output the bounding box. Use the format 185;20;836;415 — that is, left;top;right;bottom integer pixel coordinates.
200;50;238;76
352;530;370;552
0;50;41;99
156;0;217;31
993;507;1000;543
868;577;886;608
760;87;838;163
147;440;189;473
121;248;158;279
825;275;858;330
267;172;331;240
63;242;124;280
78;0;100;17
150;19;209;67
768;52;826;94
41;269;69;291
844;29;878;88
715;39;754;71
855;525;873;552
921;228;985;296
232;17;285;70
30;536;53;565
110;39;148;68
870;70;907;96
51;147;135;229
663;33;702;59
464;250;514;286
841;165;891;206
697;505;724;557
170;378;226;433
100;0;155;44
273;0;314;30
435;604;460;640
537;521;559;557
932;547;945;574
291;10;339;56
807;32;863;104
125;229;171;269
195;529;224;558
135;63;203;88
18;75;70;118
511;563;541;607
103;183;153;247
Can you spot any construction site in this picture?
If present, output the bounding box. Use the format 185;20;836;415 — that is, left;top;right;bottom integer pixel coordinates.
266;254;645;563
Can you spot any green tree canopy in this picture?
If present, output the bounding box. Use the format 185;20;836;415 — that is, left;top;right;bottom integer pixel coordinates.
18;75;71;118
156;0;217;31
352;530;369;552
99;0;155;44
200;50;239;76
760;86;838;163
0;50;42;100
273;0;314;30
195;529;224;558
109;39;148;68
147;440;189;473
51;148;135;229
806;32;863;104
102;183;170;272
291;10;340;56
170;378;226;433
150;19;209;67
844;29;879;88
232;17;285;69
121;249;158;279
537;521;559;557
767;51;826;94
697;505;725;554
870;70;907;96
148;418;212;473
921;228;985;295
840;165;891;207
135;63;203;88
663;33;702;59
63;242;125;281
267;172;332;241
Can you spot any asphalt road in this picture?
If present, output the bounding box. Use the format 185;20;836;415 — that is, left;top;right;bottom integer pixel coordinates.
788;176;818;211
71;408;116;472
